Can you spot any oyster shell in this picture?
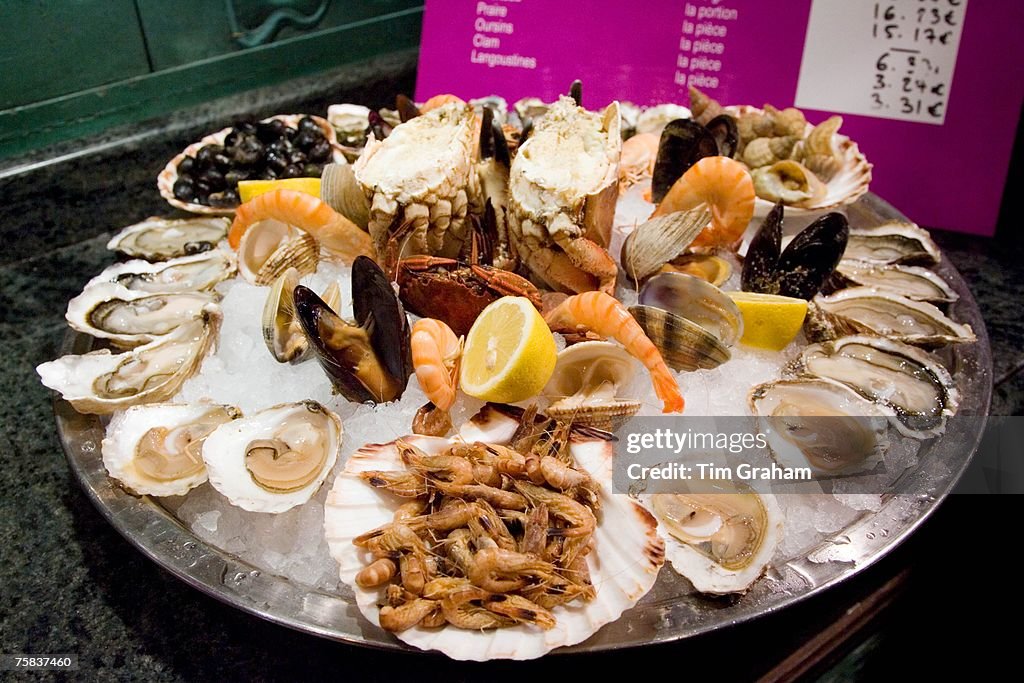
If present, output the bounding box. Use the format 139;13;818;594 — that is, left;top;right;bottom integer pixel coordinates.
786;335;959;437
628;304;731;371
650;481;783;594
236;219;319;286
832;260;957;303
102;402;241;496
107;217;229;261
86;251;236;294
638;272;743;347
323;407;663;660
750;377;891;476
66;283;218;348
543;341;642;429
806;287;976;347
635;103;692;137
203;400;341;513
843;221;941;266
37;308;221;414
326;103;371;150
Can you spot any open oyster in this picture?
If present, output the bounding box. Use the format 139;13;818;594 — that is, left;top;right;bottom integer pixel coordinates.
786;335;959;438
86;251;235;294
749;377;891;476
806;287;976;347
107;217;229;261
102;402;241;496
203;400;341;513
543;341;642;428
37;308;221;414
66;283;218;348
843;221;940;266
832;261;957;303
650;481;783;594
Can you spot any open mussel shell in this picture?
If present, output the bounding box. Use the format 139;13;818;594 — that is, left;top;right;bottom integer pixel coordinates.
749;377;891;477
638;272;743;347
236;220;319;286
621;206;710;284
87;250;236;294
651;119;719;203
628;304;730;371
805;287;975;348
660;252;732;286
785;335;959;438
107;217;229;261
37;307;221;414
66;282;219;348
843;221;941;266
742;206;849;300
831;260;957;303
261;268;341;364
543;341;642;429
351;255;413;386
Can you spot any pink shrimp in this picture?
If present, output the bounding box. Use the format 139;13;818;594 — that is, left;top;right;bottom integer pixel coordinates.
544;291;684;413
410;318;462;436
651;156;754;249
228;189;375;262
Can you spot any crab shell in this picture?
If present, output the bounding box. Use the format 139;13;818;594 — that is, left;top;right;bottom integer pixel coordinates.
323;405;664;660
352;102;478;258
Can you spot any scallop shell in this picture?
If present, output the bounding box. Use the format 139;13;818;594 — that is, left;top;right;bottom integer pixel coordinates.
107;216;230;261
323;407;664;660
157;114;344;215
86;251;236;294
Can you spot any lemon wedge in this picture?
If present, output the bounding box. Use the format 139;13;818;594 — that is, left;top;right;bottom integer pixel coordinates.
237;178;321;203
459;297;557;403
727;292;808;350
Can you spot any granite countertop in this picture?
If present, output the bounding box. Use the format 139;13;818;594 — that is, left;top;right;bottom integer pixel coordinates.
1;55;1019;679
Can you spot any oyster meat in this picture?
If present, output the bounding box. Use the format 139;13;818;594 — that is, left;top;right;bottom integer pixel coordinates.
86;251;236;294
832;260;957;303
102;403;241;496
203;400;341;513
107;217;229;261
843;221;940;266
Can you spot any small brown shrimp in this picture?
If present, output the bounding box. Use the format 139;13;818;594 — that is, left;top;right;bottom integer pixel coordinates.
441;586;511;630
544;291;684;413
482;594;556;630
355;558;397;588
651;156;755;249
359;470;429;498
396;439;472;484
410;319;462;436
379;599;440;632
467;501;518;552
467;547;560;593
520;503;549;556
228;189;375;262
432;481;528;510
399;553;428;595
513;481;596;538
539;456;591;491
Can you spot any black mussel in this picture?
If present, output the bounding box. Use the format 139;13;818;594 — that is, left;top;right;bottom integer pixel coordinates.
288;150;308;167
351;255;414;387
256;119;288;143
224;128;242;148
396;94;421;122
651;119;718;203
259;167;279;180
266;137;293;155
172;176;196;202
705;114;739;159
297;115;321;135
308;138;331;162
478;107;510;167
569;79;583;107
207;190;238;208
519;116;534;145
213;152;233;170
195;178;213;197
177;156;196;176
742;204;849;300
368;110;392;140
234;119;258;135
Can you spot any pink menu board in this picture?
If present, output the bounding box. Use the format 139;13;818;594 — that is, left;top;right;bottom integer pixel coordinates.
416;0;1022;235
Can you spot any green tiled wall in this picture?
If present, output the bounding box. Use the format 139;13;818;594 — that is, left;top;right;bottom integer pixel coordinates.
0;0;423;159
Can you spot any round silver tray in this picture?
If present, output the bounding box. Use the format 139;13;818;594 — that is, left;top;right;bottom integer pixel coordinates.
54;192;992;653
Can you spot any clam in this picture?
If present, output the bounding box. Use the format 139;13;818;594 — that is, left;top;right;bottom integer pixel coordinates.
832;260;958;303
236;219;319;286
638;272;743;347
86;250;236;294
650;481;783;594
742;203;849;300
320;161;370;229
628;305;730;371
101;402;241;497
66;283;219;348
543;341;642;429
806;287;976;347
621;206;711;283
107;216;229;261
203;400;341;513
635;103;692;137
785;335;959;438
295;255;413;403
843;221;941;266
749;377;891;476
660;252;732;286
37;308;221;414
261;267;340;364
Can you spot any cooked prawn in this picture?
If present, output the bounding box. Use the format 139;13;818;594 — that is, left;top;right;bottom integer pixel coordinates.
420;93;466;113
410;319;461;411
651;156;754;249
228;189;375;262
618;132;659;190
544;292;685;413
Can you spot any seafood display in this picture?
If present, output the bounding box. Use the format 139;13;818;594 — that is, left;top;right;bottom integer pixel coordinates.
39;88;983;659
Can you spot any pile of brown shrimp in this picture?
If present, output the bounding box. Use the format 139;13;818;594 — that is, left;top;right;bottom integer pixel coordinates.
352;410;600;632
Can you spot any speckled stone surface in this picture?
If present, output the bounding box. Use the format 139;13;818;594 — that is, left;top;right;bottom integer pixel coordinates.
1;60;1020;678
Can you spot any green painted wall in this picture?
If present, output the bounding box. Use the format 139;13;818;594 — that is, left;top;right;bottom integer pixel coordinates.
0;0;423;159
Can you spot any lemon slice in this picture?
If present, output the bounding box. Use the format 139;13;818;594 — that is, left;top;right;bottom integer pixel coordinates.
728;292;809;350
238;178;321;203
460;297;557;403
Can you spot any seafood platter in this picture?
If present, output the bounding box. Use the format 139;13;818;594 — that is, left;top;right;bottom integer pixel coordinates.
42;86;990;659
